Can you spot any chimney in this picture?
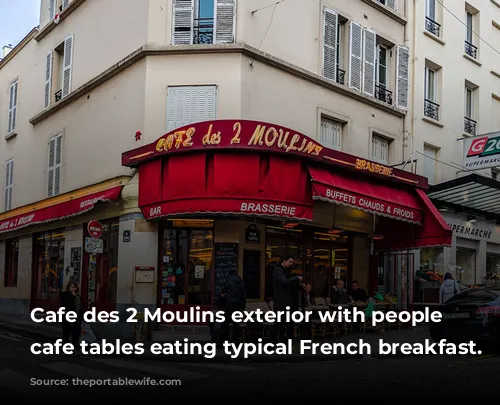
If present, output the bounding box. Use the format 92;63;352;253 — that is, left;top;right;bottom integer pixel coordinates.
2;45;13;58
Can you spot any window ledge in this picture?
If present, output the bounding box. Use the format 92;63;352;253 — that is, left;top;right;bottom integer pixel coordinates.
492;0;500;8
463;132;476;138
463;53;482;66
360;0;407;24
34;0;86;42
422;117;444;128
5;131;17;141
491;70;500;79
423;30;445;45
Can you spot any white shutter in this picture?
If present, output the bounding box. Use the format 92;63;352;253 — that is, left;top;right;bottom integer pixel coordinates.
166;85;217;132
49;0;56;20
4;160;13;211
62;35;74;98
349;21;363;91
372;135;389;164
320;117;342;150
172;0;194;45
386;0;397;11
395;44;410;109
8;81;18;134
44;51;53;109
423;145;436;185
48;134;62;197
323;9;338;82
62;0;70;9
362;29;376;97
214;0;236;44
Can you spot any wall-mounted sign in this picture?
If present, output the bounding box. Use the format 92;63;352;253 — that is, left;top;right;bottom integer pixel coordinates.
463;133;500;170
134;266;155;283
85;237;103;254
122;120;424;187
443;212;500;243
123;230;131;242
245;225;261;244
87;219;103;238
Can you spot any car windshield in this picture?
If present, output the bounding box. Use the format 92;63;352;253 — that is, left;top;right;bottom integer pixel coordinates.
445;288;500;304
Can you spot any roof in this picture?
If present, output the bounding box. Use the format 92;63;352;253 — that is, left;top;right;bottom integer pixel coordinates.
427;173;500;218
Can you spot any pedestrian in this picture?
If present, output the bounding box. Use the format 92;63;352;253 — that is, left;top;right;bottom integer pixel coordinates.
60;281;84;355
440;272;460;304
272;254;302;343
218;269;246;345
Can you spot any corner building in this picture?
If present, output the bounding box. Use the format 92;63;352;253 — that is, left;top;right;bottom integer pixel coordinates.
0;0;451;338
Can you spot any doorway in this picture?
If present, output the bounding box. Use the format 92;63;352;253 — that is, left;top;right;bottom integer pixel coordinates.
379;252;415;310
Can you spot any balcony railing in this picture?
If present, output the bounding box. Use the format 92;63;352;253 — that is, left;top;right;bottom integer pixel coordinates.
55;89;62;102
464;40;478;59
424;99;439;121
194;17;214;44
464;116;477;135
375;85;393;105
337;68;345;85
425;17;441;37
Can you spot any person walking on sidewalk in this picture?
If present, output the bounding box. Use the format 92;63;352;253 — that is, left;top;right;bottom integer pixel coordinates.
219;269;246;344
272;254;302;343
60;281;84;355
440;272;460;304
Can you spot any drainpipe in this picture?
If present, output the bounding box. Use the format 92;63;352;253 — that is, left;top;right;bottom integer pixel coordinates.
410;0;418;174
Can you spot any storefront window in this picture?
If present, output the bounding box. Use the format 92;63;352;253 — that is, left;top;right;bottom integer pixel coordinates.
33;229;65;308
486;253;500;282
456;247;476;286
419;248;444;273
160;220;213;307
4;238;19;287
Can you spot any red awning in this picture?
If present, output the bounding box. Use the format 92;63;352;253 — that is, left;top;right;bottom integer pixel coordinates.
139;152;313;221
0;186;122;234
375;189;452;250
308;166;423;224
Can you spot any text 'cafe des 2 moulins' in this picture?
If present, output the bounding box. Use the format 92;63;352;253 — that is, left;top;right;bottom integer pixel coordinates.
122;119;452;316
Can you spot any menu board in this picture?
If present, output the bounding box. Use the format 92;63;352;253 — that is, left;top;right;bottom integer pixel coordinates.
214;243;238;297
243;249;261;299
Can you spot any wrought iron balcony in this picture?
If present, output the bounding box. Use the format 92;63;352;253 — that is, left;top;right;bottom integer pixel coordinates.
464;116;477;135
337;68;345;85
425;17;441;37
424;99;439;121
375;85;393;105
55;89;62;102
464;40;478;59
194;17;214;45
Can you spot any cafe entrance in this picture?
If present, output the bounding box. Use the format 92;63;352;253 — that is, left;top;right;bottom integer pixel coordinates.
158;219;214;323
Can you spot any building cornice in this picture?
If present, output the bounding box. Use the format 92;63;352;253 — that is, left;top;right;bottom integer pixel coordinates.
34;0;86;42
29;43;406;125
0;28;38;70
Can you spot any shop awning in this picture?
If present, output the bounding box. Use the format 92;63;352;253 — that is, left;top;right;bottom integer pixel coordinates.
308;166;424;224
0;178;125;234
139;152;313;221
427;173;500;218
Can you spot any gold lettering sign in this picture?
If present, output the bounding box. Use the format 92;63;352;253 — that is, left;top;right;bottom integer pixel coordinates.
355;159;394;177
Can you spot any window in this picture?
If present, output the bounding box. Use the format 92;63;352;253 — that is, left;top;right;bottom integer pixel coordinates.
375;43;392;104
492;168;499;180
166;85;217;131
7;80;18;135
4;159;13;211
45;34;73;108
49;0;71;20
425;0;441;37
172;0;236;45
465;9;478;59
372;134;390;164
423;144;437;185
4;238;19;287
320;116;343;150
323;9;346;85
48;134;62;197
376;0;397;11
424;65;439;120
464;84;477;135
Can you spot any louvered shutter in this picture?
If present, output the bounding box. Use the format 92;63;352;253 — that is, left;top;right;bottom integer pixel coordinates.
362;28;376;97
166;86;217;132
395;45;409;109
48;135;62;197
62;0;70;9
62;35;74;98
8;81;18;134
323;9;338;82
386;0;397;11
49;0;56;20
44;52;53;108
349;21;363;91
214;0;236;43
4;160;13;211
320;117;342;150
172;0;194;45
54;135;62;196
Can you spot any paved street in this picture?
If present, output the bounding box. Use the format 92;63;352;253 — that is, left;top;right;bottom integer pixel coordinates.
0;327;498;397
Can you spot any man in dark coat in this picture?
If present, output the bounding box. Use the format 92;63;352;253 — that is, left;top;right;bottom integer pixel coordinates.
272;254;302;343
218;269;246;344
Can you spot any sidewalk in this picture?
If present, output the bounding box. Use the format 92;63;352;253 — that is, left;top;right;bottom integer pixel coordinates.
0;316;431;363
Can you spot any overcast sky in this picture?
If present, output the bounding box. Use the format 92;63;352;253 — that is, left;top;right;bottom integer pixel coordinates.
0;0;40;49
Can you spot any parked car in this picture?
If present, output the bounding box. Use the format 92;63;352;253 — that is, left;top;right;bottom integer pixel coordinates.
429;287;500;348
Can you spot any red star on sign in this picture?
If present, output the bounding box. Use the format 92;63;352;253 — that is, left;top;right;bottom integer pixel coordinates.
135;131;142;141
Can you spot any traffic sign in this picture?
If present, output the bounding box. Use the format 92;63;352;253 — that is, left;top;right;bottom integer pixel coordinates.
87;220;103;239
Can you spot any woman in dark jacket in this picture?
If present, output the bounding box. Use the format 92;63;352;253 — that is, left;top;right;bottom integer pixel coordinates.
60;281;83;350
